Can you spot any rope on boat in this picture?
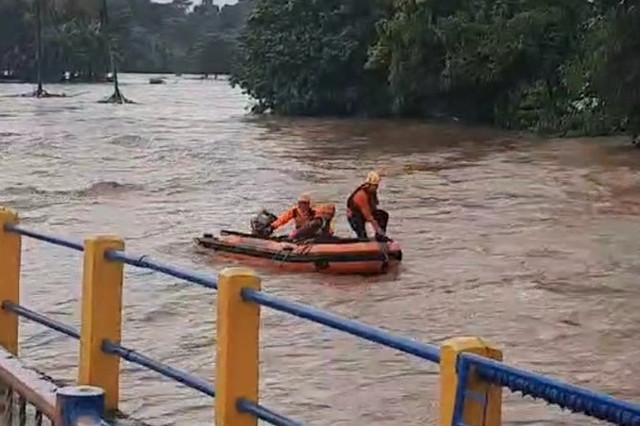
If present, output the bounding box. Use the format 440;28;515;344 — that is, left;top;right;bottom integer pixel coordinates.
271;240;314;265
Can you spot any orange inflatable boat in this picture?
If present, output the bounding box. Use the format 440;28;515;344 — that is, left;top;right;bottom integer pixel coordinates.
194;230;402;275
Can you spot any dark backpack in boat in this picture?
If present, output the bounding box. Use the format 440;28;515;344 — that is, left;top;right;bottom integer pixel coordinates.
250;209;278;237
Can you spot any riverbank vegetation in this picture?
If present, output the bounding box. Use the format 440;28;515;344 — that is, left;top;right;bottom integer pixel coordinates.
0;0;254;83
230;0;640;138
2;0;638;138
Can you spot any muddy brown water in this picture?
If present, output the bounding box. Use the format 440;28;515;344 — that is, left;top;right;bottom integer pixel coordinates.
1;74;639;425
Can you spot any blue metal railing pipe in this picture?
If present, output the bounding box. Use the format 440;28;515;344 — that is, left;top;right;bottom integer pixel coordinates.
2;302;216;398
241;288;441;364
102;341;216;397
237;399;307;426
2;302;81;339
6;222;640;426
3;224;84;252
462;352;640;425
104;250;218;290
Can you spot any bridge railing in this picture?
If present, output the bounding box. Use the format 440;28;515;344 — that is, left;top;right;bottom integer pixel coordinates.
0;206;639;426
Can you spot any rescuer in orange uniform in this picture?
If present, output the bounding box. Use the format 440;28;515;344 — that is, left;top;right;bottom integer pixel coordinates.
346;171;389;240
266;194;316;237
289;203;336;241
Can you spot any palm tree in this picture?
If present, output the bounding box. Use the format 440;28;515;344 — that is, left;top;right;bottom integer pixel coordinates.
34;0;44;95
98;0;133;103
21;0;65;97
48;0;132;102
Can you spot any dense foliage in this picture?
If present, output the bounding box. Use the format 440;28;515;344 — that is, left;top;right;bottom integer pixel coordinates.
230;0;640;137
3;0;639;136
0;0;255;81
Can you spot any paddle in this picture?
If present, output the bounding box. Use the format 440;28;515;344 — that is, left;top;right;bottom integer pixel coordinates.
369;217;390;270
376;234;390;270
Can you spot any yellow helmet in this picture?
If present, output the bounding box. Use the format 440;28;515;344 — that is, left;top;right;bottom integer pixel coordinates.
366;171;381;185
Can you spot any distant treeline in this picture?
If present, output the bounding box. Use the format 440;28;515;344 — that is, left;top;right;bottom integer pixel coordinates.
229;0;640;138
0;0;255;82
4;0;639;138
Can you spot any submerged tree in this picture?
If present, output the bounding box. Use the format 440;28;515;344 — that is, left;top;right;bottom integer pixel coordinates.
1;0;253;82
98;0;133;103
20;0;66;97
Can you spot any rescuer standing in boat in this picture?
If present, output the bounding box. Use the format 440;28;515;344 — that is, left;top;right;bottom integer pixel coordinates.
290;203;336;241
346;171;389;241
267;194;316;237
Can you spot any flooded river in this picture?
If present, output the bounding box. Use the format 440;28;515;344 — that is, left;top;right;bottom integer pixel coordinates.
1;74;639;425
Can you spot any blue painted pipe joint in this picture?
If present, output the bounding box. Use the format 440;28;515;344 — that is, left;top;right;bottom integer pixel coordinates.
56;385;106;426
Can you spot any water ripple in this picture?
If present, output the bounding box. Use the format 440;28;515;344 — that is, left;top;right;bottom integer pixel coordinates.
0;74;639;426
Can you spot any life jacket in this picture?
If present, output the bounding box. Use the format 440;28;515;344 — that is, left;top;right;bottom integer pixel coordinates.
314;214;334;236
323;218;335;236
290;205;335;240
319;203;337;231
346;183;378;217
292;206;315;229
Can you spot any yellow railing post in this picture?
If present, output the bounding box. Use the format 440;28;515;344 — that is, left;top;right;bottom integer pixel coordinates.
440;336;503;426
0;208;21;355
216;267;261;426
78;236;125;413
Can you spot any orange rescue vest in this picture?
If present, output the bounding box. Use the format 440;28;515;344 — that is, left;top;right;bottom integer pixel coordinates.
346;183;378;217
292;206;315;229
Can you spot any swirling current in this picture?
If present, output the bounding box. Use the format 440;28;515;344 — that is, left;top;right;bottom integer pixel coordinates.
1;74;639;425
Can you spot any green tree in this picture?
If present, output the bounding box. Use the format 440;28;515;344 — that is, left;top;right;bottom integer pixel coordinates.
228;0;640;140
230;0;390;115
586;1;640;139
0;0;256;82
